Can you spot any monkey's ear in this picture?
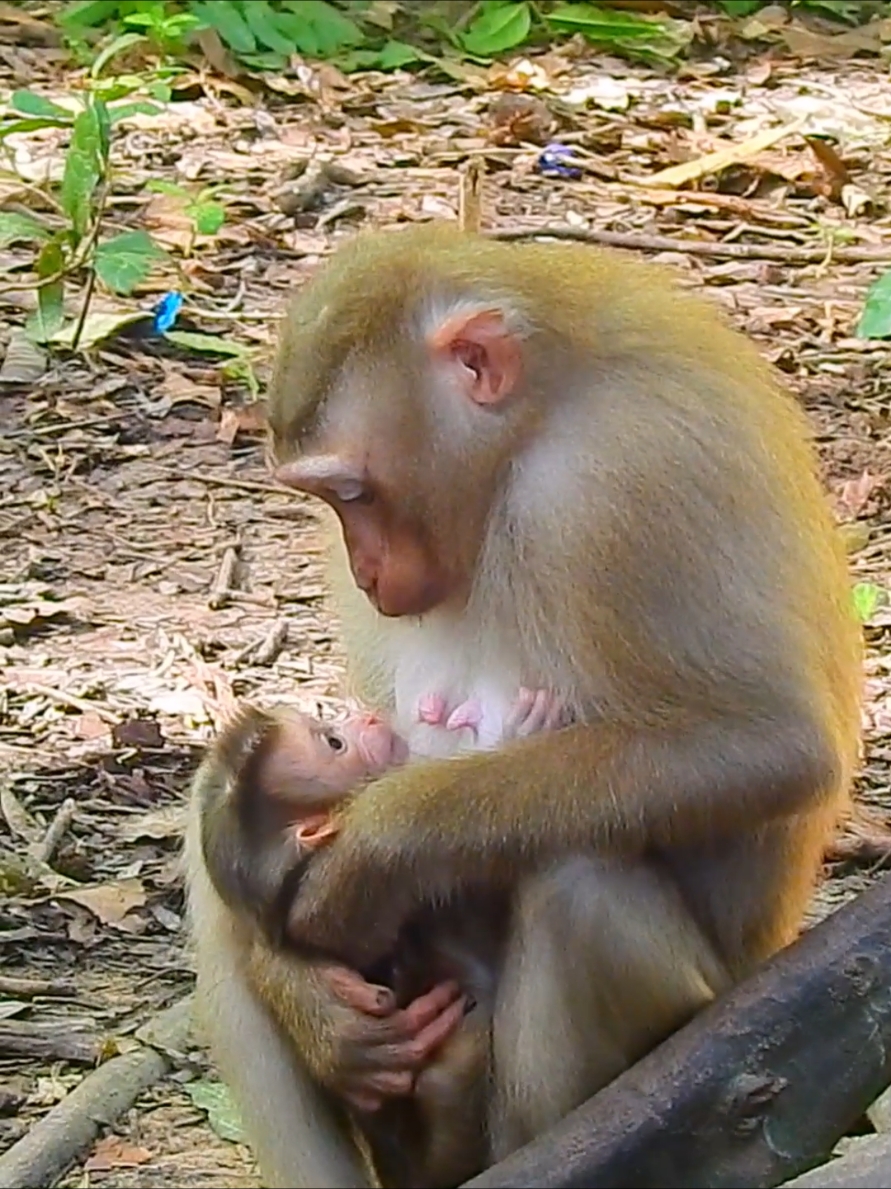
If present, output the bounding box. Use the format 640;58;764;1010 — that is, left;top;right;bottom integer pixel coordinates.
294;815;339;850
427;308;521;405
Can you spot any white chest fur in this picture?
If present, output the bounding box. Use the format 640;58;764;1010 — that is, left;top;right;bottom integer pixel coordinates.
387;613;522;759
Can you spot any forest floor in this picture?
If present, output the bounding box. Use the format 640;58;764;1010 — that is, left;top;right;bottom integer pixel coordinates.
1;17;891;1188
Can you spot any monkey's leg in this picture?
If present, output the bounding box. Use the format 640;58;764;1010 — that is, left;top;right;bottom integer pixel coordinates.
489;855;731;1160
411;1013;492;1187
188;856;370;1188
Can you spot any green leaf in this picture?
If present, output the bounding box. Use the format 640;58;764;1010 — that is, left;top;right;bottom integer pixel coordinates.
30;238;66;343
10;90;73;121
90;30;146;78
545;3;685;60
59;0;124;28
145;178;189;196
375;39;421;69
164;329;249;358
460;1;532;57
717;1;763;13
93;230;166;295
278;0;364;56
337;39;420;71
192;1;257;55
547;3;668;39
46;308;145;349
59;105;105;241
0;211;50;247
0;117;73;139
185;1080;245;1143
147;80;174;103
189;200;226;236
242;0;300;54
108;100;164;123
852;582;885;624
857;271;891;339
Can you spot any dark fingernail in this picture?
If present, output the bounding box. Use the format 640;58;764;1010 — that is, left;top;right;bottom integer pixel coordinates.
463;995;477;1015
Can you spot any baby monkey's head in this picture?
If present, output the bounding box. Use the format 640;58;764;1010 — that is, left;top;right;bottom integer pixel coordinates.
260;707;409;809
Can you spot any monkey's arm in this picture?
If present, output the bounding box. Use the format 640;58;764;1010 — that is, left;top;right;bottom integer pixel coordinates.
287;703;842;966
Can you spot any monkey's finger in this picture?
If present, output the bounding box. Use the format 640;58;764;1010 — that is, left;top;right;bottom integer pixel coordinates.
399;980;462;1033
351;1070;415;1099
344;1090;384;1113
402;996;467;1062
517;689;553;736
502;687;537;738
322;965;397;1016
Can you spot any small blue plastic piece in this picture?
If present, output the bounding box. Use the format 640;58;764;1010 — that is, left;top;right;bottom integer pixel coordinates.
537;142;583;180
152;291;183;335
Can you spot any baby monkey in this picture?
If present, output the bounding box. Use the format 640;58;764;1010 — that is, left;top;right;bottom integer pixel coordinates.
197;688;564;1189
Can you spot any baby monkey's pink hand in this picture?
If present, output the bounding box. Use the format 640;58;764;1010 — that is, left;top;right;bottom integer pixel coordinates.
502;688;566;740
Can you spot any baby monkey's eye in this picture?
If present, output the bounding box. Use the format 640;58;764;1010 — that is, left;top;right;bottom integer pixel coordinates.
326;732;345;753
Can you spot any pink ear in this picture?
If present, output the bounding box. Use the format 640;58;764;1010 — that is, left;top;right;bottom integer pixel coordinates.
427;308;521;406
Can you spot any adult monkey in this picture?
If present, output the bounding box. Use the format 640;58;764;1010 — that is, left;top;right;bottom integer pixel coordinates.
188;223;862;1187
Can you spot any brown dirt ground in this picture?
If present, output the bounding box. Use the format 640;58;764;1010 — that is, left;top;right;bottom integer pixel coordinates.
1;25;891;1188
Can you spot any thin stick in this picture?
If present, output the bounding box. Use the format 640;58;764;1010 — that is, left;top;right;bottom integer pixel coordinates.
209;545;240;610
20;683;118;725
489;225;891;264
459;158;485;234
32;797;76;865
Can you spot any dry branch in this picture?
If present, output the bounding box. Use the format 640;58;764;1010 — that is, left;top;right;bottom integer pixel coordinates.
0;995;193;1189
0;975;76;998
0;1021;100;1065
466;874;891;1189
490;225;891;264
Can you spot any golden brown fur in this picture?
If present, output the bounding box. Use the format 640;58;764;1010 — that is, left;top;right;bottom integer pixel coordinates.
185;224;863;1188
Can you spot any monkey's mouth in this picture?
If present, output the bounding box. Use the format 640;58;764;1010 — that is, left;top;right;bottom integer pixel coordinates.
358;725;408;773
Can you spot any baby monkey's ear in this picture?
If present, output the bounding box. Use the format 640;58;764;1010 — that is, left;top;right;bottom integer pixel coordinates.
293;814;340;850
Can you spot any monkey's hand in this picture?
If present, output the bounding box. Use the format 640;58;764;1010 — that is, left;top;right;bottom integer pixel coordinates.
501;687;567;740
305;963;467;1112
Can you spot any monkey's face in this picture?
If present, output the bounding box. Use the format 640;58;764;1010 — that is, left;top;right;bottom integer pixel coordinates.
273;327;526;618
274;709;408;800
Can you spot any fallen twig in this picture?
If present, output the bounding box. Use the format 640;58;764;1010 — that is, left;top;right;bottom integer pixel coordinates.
31;797;76;865
0;1021;100;1065
0;976;76;999
234;617;289;666
490;225;891;264
208;544;241;610
156;465;284;496
466;874;891;1189
0;995;193;1189
21;682;118;725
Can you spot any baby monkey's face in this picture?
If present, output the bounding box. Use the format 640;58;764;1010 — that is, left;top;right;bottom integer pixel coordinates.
278;709;408;797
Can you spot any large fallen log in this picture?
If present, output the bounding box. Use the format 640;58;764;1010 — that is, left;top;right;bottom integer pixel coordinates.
466;874;891;1189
